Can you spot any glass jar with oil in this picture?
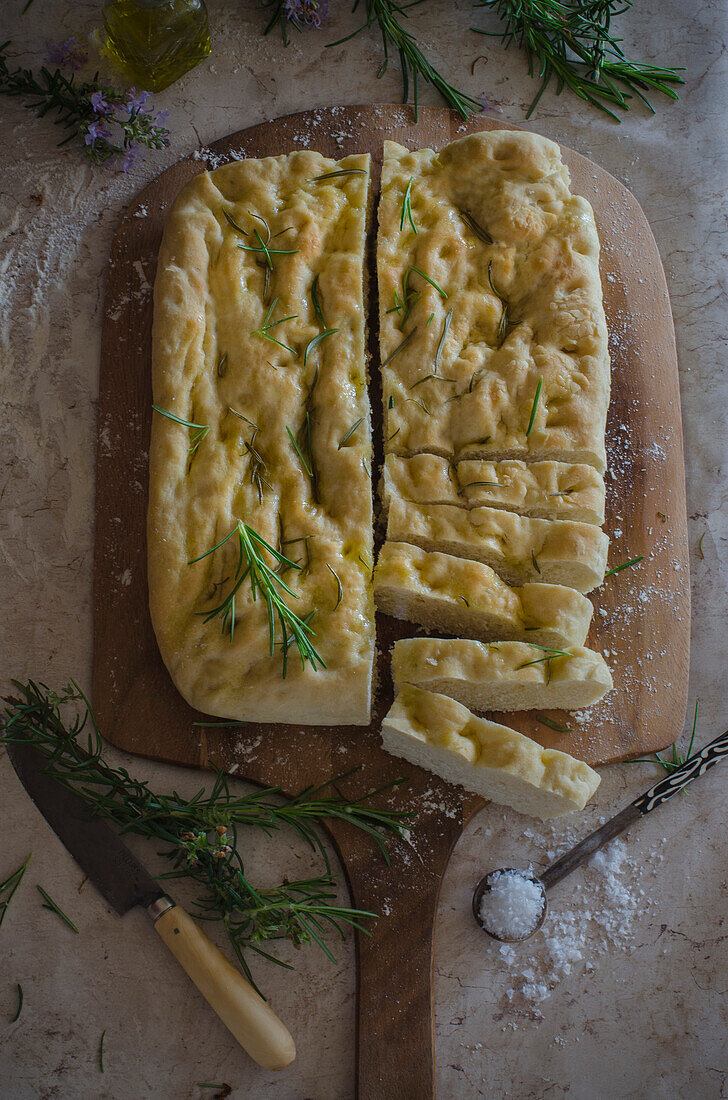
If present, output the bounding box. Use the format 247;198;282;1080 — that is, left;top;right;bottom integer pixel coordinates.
103;0;211;92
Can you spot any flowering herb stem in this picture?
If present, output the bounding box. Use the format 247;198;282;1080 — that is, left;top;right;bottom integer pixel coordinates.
36;885;79;933
1;682;410;994
0;44;170;166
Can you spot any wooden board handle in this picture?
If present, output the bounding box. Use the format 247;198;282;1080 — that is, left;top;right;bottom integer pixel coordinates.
153;902;296;1070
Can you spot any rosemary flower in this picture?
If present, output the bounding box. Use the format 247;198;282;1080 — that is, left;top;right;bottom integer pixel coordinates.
44;37;87;72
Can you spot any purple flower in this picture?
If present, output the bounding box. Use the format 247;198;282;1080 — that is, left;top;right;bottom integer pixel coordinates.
119;146;143;174
85;119;111;146
90;90;110;115
45;36;88;72
125;88;151;114
153;109;170;127
283;0;328;29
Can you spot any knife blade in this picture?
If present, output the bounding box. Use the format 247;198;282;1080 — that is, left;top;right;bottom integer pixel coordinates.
6;737;163;915
6;734;296;1071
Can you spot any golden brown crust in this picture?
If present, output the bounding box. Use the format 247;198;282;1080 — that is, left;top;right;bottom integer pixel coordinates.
377;133;610;470
148;151;374;724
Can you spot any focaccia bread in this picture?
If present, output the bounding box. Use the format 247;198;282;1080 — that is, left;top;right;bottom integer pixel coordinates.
381;685;601;818
378;133;610;470
392;638;613;712
374;542;593;647
148;151;375;725
382;454;606;526
386;497;609;591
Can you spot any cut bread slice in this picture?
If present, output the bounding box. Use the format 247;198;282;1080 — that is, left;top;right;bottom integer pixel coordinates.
381;685;601;818
374;542;593;647
392;638;613;712
386;498;609;592
382;454;605;526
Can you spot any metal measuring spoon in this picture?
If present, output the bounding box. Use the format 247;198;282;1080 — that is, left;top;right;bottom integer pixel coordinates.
473;726;728;943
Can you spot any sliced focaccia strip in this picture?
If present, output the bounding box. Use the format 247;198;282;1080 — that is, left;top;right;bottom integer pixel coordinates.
378;132;610;470
381;685;601;818
382;454;605;526
386;498;608;591
392;638;613;712
374;542;593;648
149;151;374;725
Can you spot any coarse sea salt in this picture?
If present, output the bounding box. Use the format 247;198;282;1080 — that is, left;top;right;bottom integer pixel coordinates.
478;870;545;941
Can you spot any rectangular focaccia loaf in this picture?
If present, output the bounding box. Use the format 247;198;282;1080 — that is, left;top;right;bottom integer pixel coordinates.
386;497;609;591
148;151;374;725
374;543;593;648
381;685;601;818
382;454;606;526
392;638;613;713
378;133;610;470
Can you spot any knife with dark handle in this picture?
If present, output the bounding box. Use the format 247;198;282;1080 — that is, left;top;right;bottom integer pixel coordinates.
6;737;296;1071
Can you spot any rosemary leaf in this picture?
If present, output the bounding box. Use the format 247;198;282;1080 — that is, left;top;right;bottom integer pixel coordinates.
228;408;258;432
338;417;365;449
535;713;572;733
310;274;326;329
604;555;644;577
223;209;248;236
99;1029;106;1073
531;549;541;574
36;885;79;933
216;352;228;378
410;374;457;390
400;178;417;235
434;308;453;375
10;983;22;1023
382;327;417;367
286;425;313;477
152;406;210;455
327;563;343;610
388;395;395;409
309;168;367;182
526;377;543;437
303;328;338;368
0;855;31;929
458;208;493;244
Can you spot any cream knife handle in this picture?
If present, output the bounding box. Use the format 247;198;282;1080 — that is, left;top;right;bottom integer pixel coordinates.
148;897;296;1070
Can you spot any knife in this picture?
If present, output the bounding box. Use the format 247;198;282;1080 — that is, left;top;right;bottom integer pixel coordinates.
6;737;296;1071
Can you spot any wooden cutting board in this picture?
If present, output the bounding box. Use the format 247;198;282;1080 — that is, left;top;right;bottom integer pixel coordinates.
93;105;689;1099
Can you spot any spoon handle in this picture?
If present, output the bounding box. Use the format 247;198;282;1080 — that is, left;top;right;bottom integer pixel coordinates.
632;727;728;814
541;727;728;892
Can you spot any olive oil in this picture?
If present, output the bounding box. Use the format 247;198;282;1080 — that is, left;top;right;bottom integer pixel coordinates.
103;0;211;92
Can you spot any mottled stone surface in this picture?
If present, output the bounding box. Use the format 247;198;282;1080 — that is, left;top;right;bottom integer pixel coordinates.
1;1;727;1097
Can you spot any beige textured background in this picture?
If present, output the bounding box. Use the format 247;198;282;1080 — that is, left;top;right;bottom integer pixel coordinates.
1;1;727;1097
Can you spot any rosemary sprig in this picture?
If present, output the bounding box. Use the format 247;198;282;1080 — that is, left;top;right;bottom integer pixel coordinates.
604;555;644;577
252;298;297;356
10;983;22;1023
526;377;543;436
309;168;367;182
629;701;699;772
0;854;31;928
535;713;572;733
152;406;210;455
472;0;684;122
190;521;324;673
400;266;448;328
459;208;493;244
1;682;410;993
338;418;365;449
326;0;482;119
36;885;79;933
400;178;417;235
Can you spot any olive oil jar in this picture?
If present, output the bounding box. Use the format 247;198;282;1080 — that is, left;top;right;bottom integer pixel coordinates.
103;0;211;92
